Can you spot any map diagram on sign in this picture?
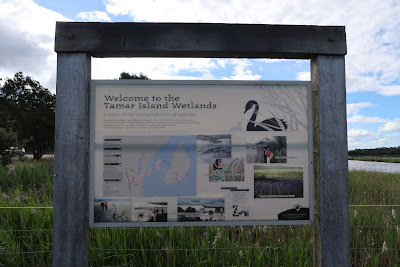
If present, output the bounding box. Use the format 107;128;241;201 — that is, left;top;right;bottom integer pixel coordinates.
103;136;196;197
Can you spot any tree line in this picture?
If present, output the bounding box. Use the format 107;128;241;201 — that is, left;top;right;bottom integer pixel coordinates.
348;146;400;157
0;71;148;165
348;147;400;157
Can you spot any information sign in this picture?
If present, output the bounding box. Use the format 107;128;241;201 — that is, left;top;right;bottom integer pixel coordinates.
89;80;313;226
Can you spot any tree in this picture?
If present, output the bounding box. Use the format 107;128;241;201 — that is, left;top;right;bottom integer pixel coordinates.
119;72;149;80
0;128;19;165
0;72;55;160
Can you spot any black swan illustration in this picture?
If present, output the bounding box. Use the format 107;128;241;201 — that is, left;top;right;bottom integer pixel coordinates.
244;100;288;131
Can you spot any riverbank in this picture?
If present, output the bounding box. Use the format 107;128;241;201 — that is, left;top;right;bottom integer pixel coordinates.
349;160;400;173
348;155;400;163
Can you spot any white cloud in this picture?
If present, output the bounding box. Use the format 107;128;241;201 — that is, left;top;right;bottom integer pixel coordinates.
347;115;390;124
347;129;373;149
346;101;399;147
347;102;374;116
379;120;400;132
0;0;70;92
217;59;228;68
348;129;371;138
296;71;310;81
76;11;111;22
221;59;261;80
346;102;390;123
92;58;261;81
347;74;400;96
91;57;220;81
347;128;398;149
103;0;400;95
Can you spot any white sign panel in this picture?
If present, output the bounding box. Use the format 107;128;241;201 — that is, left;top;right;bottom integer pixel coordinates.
89;80;313;226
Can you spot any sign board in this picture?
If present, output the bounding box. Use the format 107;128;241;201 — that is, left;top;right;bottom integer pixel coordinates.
89;80;313;227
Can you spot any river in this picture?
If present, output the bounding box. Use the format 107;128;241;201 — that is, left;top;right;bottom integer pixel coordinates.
348;160;400;173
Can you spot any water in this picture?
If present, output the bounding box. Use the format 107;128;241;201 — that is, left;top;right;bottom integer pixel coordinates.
348;160;400;173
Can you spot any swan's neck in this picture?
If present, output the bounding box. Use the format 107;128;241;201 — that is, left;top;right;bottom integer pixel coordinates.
250;104;259;125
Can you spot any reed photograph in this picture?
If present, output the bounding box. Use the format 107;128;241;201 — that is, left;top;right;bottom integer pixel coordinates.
208;158;244;182
254;166;303;198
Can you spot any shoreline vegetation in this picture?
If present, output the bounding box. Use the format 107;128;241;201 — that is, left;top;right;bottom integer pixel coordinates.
348;155;400;163
348;146;400;163
1;160;400;265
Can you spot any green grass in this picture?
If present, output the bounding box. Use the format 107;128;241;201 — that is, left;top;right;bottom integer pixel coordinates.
0;160;53;266
349;170;400;266
254;167;303;180
1;161;400;265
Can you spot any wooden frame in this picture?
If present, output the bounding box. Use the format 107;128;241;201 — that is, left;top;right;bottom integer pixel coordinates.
53;22;348;267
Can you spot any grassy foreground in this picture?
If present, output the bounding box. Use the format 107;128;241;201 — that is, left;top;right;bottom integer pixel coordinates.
1;161;400;266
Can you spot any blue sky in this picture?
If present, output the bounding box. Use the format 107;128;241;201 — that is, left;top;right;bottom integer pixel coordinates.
1;0;399;150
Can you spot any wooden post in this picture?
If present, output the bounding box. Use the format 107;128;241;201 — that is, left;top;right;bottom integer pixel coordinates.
311;55;350;266
53;53;91;266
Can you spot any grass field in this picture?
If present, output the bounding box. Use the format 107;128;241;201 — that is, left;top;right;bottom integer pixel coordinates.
1;160;400;266
254;166;303;180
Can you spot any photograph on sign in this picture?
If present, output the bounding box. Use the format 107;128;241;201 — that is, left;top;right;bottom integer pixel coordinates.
89;80;313;227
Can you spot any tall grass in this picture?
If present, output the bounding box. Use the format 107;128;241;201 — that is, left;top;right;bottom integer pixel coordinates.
88;225;312;266
349;170;400;266
1;161;400;265
208;159;245;182
0;161;53;266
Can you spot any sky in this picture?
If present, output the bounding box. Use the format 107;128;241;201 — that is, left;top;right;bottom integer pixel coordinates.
0;0;399;150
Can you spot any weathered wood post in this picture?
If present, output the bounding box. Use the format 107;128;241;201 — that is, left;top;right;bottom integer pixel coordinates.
53;53;91;266
311;55;350;266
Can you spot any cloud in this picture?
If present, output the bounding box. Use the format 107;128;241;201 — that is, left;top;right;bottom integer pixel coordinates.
347;130;372;149
0;0;70;92
379;120;400;132
346;101;399;147
348;129;371;138
347;128;397;149
296;71;310;81
347;115;390;124
216;59;228;68
92;58;261;82
347;102;374;116
347;74;400;96
103;0;400;95
220;59;261;80
76;11;111;22
346;102;390;123
91;57;220;81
